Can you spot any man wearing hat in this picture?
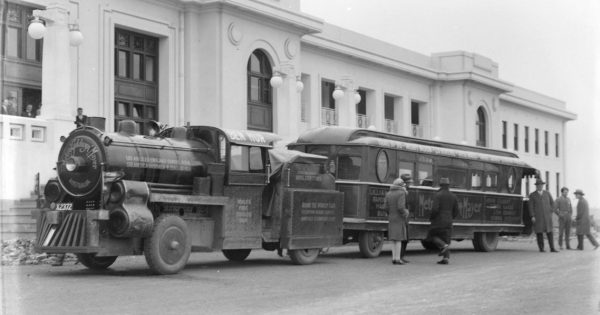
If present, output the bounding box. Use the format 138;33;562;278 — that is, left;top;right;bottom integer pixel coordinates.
399;173;414;262
528;178;558;252
383;177;408;264
573;189;599;250
427;177;459;264
554;187;573;250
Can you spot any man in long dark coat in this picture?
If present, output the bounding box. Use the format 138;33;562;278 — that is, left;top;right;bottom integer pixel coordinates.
427;177;458;265
528;178;558;252
574;189;599;250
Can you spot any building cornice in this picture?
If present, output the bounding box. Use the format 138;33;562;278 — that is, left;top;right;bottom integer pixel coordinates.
500;93;577;121
179;0;323;35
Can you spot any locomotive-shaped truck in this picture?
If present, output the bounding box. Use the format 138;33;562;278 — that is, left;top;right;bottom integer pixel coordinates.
33;121;343;274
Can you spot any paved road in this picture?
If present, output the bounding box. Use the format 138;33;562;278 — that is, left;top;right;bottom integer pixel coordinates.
1;239;598;315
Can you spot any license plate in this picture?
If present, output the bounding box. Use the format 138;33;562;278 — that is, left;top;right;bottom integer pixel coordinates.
55;203;73;211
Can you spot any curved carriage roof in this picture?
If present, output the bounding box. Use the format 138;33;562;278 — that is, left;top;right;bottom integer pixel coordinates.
292;127;537;173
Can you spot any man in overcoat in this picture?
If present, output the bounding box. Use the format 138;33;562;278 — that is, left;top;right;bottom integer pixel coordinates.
574;189;599;250
427;177;458;265
383;178;408;265
554;187;573;250
528;178;558;252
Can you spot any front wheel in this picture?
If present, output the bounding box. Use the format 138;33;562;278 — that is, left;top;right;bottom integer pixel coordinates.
144;215;191;275
222;249;252;262
76;253;118;270
472;232;499;252
289;248;320;265
358;231;384;258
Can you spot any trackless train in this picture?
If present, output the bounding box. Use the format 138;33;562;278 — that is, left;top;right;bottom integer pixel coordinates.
33;122;537;274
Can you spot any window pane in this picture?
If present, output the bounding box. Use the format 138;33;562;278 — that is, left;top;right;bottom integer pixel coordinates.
249;147;263;171
230;145;249;171
117;50;129;77
6;27;19;57
249;77;260;101
145;107;155;120
471;171;483;189
338;155;361;180
133;104;143;118
249;54;260;72
133;53;142;80
398;161;414;180
417;163;433;186
117;102;128;116
26;36;38;60
145;56;154;82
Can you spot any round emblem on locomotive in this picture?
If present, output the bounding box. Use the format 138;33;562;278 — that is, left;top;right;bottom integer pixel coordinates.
57;131;105;196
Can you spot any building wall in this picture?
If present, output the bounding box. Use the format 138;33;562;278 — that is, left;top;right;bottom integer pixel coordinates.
0;0;576;200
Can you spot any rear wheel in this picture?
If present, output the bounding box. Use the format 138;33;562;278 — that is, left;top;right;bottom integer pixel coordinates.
472;232;499;252
76;253;117;270
289;248;320;265
144;215;191;275
222;249;252;262
358;231;384;258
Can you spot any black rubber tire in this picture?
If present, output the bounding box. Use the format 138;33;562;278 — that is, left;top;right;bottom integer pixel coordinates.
222;249;252;262
144;215;191;275
421;240;438;250
358;231;384;258
289;248;320;265
76;253;118;270
472;232;499;252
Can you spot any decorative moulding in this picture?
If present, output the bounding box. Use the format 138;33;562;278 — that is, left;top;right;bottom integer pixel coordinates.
228;22;243;46
284;38;298;59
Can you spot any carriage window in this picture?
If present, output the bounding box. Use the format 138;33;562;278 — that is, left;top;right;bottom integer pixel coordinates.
307;146;330;156
485;173;498;189
398;161;414;181
438;168;467;188
507;168;517;193
417;163;433;186
471;171;483;189
376;150;389;182
338;155;362;180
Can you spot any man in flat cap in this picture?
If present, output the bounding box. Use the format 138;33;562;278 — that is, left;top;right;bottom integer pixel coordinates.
528;178;558;252
574;189;599;250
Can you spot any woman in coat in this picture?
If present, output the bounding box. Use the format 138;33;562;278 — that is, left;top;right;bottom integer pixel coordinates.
383;178;408;265
574;189;599;250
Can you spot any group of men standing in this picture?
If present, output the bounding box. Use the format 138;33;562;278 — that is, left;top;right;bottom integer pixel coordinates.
528;178;598;252
384;175;598;266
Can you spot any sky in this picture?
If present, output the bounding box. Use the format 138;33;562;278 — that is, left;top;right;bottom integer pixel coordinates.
300;0;600;213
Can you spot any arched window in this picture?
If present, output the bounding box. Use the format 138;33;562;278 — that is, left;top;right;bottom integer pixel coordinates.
476;107;486;147
247;50;273;132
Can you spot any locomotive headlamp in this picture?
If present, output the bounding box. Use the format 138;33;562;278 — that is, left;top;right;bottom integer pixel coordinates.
44;181;62;203
109;182;125;204
65;156;86;172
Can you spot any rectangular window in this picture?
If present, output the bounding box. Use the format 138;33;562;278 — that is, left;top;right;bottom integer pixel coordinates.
544;131;549;156
6;27;19;57
524;126;529;153
411;102;419;125
398;161;414;180
321;81;335;109
133;53;142;80
513;123;519;151
337;154;362;180
145;56;155;82
471;171;483;190
535;128;539;154
117;50;129;77
384;96;394;120
417;163;433;186
555;133;559;157
545;171;550;191
502;121;507;149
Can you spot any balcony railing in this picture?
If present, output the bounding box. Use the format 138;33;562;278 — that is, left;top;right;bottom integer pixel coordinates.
357;114;369;128
385;119;397;134
321;107;338;126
